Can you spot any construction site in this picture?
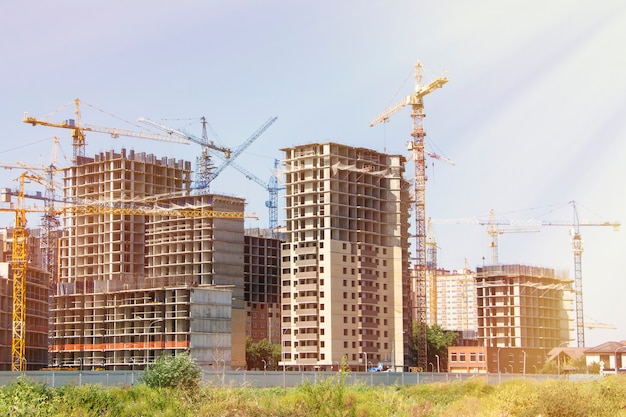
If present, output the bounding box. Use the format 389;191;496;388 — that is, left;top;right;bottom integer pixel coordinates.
0;60;620;374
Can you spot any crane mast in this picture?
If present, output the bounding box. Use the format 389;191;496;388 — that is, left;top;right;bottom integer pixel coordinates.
570;201;585;347
370;60;448;371
11;174;30;371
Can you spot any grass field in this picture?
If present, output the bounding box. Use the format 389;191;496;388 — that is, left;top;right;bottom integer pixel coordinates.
1;373;626;416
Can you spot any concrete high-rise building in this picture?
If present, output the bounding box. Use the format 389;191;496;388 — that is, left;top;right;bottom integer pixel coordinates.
280;142;410;371
51;149;247;370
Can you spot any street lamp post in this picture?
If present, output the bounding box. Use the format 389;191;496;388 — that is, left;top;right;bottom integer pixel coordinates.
522;350;527;376
497;347;502;375
614;346;626;375
363;352;368;372
558;342;568;375
281;327;288;373
435;354;440;373
146;319;163;368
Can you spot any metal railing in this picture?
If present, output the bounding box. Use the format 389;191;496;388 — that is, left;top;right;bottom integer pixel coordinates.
0;370;601;388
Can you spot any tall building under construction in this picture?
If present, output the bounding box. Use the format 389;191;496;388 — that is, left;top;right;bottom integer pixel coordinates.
280;142;410;371
51;149;247;369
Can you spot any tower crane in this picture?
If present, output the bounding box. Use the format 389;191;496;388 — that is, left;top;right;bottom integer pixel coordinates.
138;116;277;193
541;201;619;348
23;98;190;162
584;320;616;330
8;172;35;371
1;172;255;372
136;116;231;192
370;60;448;371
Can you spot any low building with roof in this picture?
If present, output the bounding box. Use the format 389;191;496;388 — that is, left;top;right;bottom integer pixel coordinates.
584;341;626;374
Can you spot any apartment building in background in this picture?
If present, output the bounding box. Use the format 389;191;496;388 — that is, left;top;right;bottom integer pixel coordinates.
433;268;478;344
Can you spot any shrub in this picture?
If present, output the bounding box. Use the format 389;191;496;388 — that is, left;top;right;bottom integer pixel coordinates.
296;372;356;417
140;351;202;392
0;377;56;416
54;383;123;416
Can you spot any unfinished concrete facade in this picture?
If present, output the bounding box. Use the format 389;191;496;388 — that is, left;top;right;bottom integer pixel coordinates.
52;282;232;369
244;228;282;344
476;264;572;349
280;142;410;371
52;149;247;369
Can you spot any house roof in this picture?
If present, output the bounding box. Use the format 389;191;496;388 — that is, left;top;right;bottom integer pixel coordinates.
546;347;586;363
583;341;626;354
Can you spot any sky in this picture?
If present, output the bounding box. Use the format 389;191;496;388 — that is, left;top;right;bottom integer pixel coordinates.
1;0;625;348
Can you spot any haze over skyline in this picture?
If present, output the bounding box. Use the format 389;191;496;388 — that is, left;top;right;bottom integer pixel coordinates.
2;0;625;347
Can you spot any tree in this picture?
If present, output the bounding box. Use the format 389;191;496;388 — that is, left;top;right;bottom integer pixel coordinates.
245;337;281;370
409;323;458;371
140;352;202;391
426;324;457;372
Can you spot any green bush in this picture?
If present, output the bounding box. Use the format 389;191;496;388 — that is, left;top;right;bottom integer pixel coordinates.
0;377;56;417
296;371;357;417
54;383;124;416
140;351;202;392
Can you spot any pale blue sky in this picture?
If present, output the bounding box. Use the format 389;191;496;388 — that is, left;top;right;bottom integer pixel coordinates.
1;0;625;347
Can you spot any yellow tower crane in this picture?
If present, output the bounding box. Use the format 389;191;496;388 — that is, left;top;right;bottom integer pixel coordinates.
370;60;448;371
8;173;34;371
23;98;190;162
